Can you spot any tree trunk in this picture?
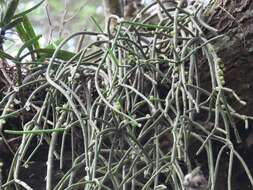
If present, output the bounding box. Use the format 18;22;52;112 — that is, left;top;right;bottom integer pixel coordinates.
103;0;124;32
103;0;124;18
103;0;144;32
202;1;253;189
205;0;253;116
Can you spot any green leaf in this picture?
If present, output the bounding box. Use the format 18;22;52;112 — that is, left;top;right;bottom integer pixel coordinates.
16;35;42;58
20;48;76;61
2;16;23;30
2;0;19;25
91;16;103;33
108;48;119;66
46;38;64;49
15;16;40;59
0;1;7;22
16;21;35;58
22;16;40;49
38;48;76;60
16;21;29;42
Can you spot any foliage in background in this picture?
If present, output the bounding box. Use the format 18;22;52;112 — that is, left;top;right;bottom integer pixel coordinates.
19;0;103;47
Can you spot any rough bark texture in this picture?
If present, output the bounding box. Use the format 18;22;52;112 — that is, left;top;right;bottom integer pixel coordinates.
204;0;253;144
103;0;144;31
203;0;253;116
103;0;124;18
124;0;143;19
200;1;253;189
103;0;124;32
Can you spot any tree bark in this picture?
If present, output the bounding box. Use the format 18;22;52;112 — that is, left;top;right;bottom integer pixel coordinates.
103;0;124;33
103;0;124;18
203;0;253;116
203;1;253;189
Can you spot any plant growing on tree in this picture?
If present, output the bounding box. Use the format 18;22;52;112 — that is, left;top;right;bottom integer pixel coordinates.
0;0;252;190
